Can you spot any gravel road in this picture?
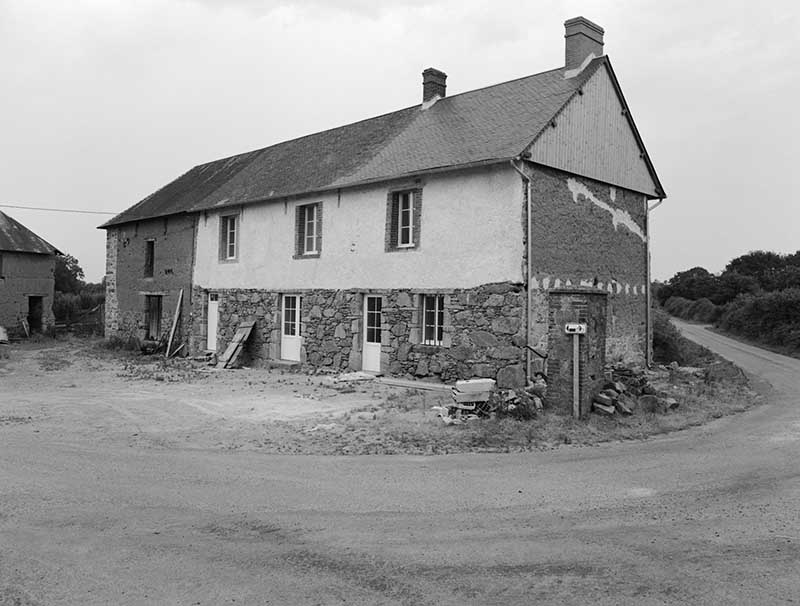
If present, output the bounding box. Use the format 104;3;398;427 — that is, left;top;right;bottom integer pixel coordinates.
1;327;798;605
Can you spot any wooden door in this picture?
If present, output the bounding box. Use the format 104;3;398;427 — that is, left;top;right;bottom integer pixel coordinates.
207;293;219;351
281;295;302;361
362;295;382;372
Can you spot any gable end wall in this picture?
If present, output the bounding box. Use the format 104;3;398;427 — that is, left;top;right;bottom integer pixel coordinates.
104;215;195;346
526;163;648;365
528;63;658;197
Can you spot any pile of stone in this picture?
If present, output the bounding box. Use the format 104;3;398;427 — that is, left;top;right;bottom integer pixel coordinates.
591;380;635;416
592;365;680;416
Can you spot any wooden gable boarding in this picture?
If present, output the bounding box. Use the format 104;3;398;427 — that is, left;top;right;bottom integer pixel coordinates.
526;62;661;198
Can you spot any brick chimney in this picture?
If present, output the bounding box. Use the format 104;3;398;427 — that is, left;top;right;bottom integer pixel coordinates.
564;16;604;72
422;68;447;103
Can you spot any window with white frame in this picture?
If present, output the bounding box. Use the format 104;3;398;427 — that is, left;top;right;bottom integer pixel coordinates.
397;191;413;247
295;203;322;258
422;294;444;346
386;188;421;251
219;214;238;261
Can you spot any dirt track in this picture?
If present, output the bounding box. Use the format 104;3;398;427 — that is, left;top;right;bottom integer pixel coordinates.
1;330;799;605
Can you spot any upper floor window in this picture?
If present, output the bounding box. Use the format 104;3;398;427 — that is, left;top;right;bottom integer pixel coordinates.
295;203;322;258
220;214;238;261
386;188;421;251
398;191;414;247
144;240;155;277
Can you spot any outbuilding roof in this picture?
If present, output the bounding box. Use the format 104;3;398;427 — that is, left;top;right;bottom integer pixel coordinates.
102;56;664;228
0;211;60;255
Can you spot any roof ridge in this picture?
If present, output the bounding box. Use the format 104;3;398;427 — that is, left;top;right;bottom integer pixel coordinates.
189;65;568;171
102;56;655;228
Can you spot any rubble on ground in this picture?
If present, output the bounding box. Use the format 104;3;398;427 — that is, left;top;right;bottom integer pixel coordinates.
433;374;549;424
592;362;697;417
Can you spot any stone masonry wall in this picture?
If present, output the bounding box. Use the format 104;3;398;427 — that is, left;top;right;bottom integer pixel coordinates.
527;163;648;367
104;216;195;348
191;281;528;388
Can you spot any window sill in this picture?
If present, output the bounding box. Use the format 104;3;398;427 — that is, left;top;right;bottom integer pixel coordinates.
218;257;239;264
386;245;418;253
293;252;321;260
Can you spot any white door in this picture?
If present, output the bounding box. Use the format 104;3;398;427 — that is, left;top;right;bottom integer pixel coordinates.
207;293;219;351
362;295;382;373
281;295;302;361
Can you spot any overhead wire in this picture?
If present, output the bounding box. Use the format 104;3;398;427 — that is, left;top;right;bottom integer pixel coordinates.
0;203;116;216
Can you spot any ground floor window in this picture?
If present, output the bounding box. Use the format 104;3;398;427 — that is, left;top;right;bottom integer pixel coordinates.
145;295;162;340
422;294;444;345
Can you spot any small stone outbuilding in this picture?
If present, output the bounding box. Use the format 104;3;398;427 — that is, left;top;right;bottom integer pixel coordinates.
0;211;59;336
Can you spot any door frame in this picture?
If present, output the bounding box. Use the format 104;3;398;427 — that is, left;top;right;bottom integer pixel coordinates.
362;294;382;373
281;294;302;361
206;292;219;351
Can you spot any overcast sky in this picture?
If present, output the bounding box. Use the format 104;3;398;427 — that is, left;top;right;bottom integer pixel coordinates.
1;0;798;282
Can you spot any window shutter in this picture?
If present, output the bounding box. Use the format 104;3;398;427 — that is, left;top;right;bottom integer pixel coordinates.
413;188;422;247
295;205;304;257
389;193;399;249
315;203;323;254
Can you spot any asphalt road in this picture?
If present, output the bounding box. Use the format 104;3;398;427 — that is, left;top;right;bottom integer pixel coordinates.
1;326;799;605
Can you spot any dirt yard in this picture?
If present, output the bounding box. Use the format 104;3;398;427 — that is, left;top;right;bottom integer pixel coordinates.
0;336;757;456
1;331;794;606
0;337;450;453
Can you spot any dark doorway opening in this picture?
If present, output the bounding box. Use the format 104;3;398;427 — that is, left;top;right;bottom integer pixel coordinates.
145;295;162;340
27;296;43;333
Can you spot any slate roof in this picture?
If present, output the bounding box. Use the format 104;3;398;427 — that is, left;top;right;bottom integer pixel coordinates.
0;211;59;255
103;57;660;228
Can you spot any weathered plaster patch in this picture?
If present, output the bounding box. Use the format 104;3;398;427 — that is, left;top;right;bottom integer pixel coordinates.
567;178;645;242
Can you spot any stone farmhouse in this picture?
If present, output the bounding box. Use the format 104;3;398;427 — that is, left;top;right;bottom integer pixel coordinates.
0;211;59;336
101;17;666;390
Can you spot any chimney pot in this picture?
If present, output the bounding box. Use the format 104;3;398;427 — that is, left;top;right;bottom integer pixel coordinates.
422;68;447;103
564;16;604;72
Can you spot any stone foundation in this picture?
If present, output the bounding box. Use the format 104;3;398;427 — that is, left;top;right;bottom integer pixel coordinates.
191;282;528;387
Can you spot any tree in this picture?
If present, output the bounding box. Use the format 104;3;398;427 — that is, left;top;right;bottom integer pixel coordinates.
714;271;760;304
54;254;85;294
658;267;718;303
725;250;787;289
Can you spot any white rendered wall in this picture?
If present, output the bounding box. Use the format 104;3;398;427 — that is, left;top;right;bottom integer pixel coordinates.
193;165;523;290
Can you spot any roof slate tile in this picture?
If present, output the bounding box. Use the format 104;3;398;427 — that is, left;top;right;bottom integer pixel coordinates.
103;60;604;227
0;211;59;255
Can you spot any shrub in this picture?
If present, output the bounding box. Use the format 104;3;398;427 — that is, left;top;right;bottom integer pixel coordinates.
688;298;721;323
652;308;716;366
717;288;800;353
663;296;693;319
